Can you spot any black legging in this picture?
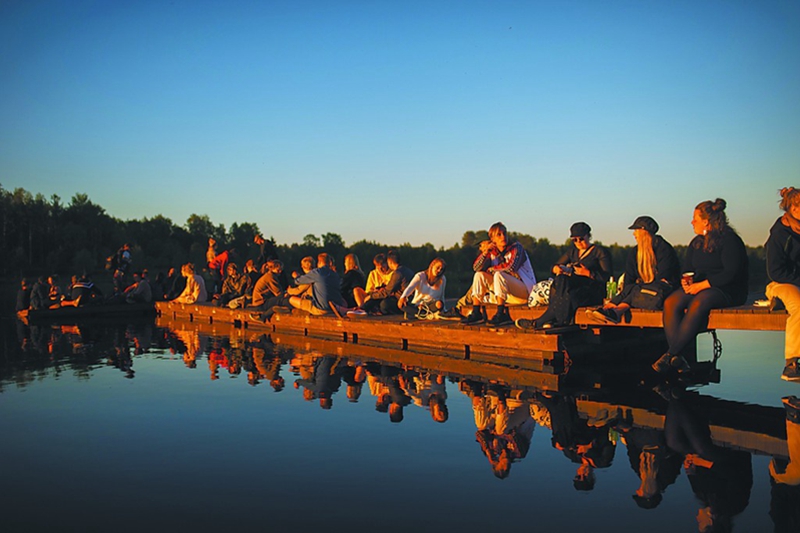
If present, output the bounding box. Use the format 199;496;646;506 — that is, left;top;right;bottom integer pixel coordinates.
662;287;730;355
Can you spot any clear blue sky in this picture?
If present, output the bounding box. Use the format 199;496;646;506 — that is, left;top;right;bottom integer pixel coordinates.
1;0;798;250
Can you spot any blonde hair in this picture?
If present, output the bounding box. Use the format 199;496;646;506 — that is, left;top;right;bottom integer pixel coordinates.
635;229;656;284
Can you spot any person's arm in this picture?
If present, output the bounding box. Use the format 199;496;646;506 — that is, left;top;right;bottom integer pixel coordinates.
371;270;403;299
491;242;526;274
706;233;748;289
398;272;423;307
767;231;800;285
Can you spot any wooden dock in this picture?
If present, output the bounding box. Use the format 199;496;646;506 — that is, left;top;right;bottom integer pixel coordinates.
155;301;669;371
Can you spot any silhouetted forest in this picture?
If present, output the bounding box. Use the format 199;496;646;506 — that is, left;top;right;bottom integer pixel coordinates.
2;185;766;295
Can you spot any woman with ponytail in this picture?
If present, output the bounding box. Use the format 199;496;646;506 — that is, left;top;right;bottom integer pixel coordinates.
653;199;749;374
765;187;800;381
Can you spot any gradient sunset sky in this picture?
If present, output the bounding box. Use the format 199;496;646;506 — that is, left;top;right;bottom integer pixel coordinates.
2;0;798;249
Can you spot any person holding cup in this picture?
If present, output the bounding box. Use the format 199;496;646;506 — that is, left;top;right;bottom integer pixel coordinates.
653;199;749;374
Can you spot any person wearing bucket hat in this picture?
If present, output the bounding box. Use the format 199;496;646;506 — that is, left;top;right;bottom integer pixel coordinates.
589;216;679;324
517;222;612;329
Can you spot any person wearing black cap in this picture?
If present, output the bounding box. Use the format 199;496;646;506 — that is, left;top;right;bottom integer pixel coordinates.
518;222;612;329
589;216;680;324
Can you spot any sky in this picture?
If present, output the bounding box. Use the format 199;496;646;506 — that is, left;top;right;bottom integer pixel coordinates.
1;0;798;250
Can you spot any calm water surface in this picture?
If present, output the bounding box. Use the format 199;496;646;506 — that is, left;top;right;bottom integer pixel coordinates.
2;317;799;533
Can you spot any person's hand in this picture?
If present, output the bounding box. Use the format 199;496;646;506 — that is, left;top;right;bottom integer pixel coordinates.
684;280;710;294
573;264;590;277
479;240;495;255
397;297;407;309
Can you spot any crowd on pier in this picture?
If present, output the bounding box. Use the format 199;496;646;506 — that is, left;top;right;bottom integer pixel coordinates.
15;189;800;382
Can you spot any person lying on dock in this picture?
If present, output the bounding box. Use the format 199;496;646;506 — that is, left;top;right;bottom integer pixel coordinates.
289;253;346;316
461;222;537;327
397;257;449;319
589;216;679;324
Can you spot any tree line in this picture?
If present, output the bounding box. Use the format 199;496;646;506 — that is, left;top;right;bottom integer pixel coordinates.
1;185;766;296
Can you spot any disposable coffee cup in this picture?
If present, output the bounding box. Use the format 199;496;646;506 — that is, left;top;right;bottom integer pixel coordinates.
682;272;694;284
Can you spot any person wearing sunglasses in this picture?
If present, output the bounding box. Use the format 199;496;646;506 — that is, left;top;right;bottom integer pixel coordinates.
518;222;612;329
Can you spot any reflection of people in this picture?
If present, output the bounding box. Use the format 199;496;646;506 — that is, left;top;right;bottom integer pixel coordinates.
591;216;679;324
655;199;748;374
462;222;536;327
537;392;616;490
765;187;800;381
621;427;682;509
665;393;753;532
524;222;611;329
770;397;800;531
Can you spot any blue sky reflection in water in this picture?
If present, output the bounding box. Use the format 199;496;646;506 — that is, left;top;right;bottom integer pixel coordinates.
1;319;798;533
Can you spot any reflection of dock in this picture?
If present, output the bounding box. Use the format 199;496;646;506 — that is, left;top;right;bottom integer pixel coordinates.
158;314;789;460
155;302;668;370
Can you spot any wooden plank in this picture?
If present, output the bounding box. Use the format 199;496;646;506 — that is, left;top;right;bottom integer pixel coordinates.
578;399;788;458
574;305;787;331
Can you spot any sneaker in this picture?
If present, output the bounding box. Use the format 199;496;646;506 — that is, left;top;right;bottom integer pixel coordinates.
782;358;800;382
346;309;367;318
461;311;485;325
329;302;344;319
783;396;800;423
652;352;673;373
439;307;462;319
515;318;535;330
248;312;264;322
589;307;620;324
487;310;513;327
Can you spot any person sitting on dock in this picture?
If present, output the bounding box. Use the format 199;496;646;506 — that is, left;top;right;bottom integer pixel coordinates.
213;263;247;308
351;253;392;308
359;250;414;315
590;216;680;324
124;271;153;304
60;274;104;307
29;276;50;310
765;187;800;382
461;222;537;327
653;199;748;375
172;263;208;304
518;222;611;330
250;259;290;318
397;257;448;319
289;253;345;315
340;253;366;308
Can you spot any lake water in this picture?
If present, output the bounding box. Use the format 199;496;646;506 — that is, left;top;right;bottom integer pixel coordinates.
3;316;800;533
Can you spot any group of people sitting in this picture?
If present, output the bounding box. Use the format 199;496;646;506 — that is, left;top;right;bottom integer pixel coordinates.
18;190;800;383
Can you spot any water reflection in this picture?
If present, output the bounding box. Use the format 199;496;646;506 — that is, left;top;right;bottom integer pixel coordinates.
5;317;800;532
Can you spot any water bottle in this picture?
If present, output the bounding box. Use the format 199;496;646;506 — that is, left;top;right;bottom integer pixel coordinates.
606;276;617;300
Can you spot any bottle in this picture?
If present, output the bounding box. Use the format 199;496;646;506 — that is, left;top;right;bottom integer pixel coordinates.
606;276;617;300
